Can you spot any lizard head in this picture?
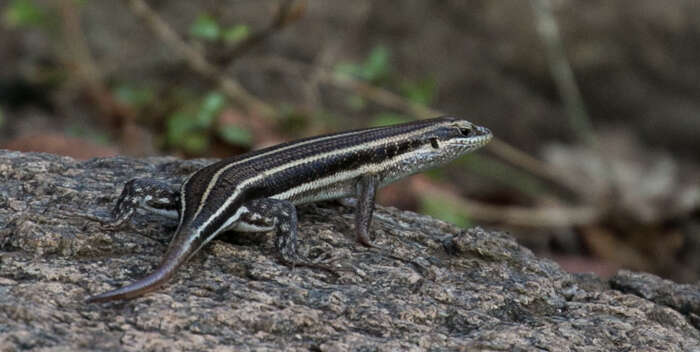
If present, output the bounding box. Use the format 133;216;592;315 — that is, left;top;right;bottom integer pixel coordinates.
412;117;493;168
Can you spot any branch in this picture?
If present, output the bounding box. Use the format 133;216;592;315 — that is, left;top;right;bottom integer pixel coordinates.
530;0;596;146
58;0;136;126
212;0;305;66
329;70;576;196
415;180;599;227
127;0;277;119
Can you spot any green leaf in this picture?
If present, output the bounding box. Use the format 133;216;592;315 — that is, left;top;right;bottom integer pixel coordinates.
217;125;252;146
166;109;211;154
362;45;391;81
419;195;471;228
166;110;199;144
333;45;392;82
181;131;210;154
165;92;229;154
333;63;364;79
3;0;46;28
195;92;226;127
400;77;436;105
370;113;412;127
201;92;225;113
189;14;220;41
113;84;154;108
222;24;250;43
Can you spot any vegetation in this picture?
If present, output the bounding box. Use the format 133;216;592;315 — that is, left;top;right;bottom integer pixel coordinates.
2;0;699;283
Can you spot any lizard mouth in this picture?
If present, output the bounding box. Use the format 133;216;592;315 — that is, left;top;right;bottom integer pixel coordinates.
457;125;493;148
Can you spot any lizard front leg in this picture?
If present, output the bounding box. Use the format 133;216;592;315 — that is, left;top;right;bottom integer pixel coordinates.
354;175;379;247
107;178;180;228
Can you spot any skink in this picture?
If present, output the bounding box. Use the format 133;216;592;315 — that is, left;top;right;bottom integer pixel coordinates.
87;116;492;302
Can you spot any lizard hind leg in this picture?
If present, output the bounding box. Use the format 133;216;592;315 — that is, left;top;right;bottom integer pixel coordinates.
238;198;340;273
237;198;302;266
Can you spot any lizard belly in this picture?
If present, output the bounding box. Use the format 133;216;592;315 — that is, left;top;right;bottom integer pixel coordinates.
274;178;356;205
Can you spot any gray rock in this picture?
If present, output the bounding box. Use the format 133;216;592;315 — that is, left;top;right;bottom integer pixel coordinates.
1;150;699;351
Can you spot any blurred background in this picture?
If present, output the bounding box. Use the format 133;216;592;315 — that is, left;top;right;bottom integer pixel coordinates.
1;0;698;282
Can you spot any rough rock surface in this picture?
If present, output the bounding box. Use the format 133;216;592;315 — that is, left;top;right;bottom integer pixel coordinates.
1;150;699;351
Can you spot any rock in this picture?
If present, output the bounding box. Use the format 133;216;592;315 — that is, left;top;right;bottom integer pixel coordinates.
0;150;699;351
611;270;700;329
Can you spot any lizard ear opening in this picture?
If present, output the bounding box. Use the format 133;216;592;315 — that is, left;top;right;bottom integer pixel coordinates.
430;138;440;149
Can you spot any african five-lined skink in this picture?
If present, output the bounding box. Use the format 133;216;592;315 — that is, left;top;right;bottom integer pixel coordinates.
86;116;492;302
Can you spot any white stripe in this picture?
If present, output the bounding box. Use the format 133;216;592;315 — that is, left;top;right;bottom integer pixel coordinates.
184;206;248;262
190;127;385;221
193;123;450;238
270;143;428;201
177;173;192;229
188;186;245;241
178;125;435;260
272;132;493;202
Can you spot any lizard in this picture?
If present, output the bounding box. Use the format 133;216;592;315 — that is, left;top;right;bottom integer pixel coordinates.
86;116;492;302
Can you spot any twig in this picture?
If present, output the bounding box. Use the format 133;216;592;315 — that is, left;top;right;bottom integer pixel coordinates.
530;0;596;146
303;43;341;114
327;72;585;198
329;71;439;119
415;181;599;227
127;0;277;119
531;0;618;201
57;0;136;126
212;0;305;66
329;70;577;195
485;138;577;198
456;197;599;227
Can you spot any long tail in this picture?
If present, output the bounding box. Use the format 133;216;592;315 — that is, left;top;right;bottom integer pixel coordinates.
86;231;199;303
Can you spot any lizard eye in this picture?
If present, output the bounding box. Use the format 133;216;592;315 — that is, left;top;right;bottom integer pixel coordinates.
460;127;473;137
430;138;440;149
